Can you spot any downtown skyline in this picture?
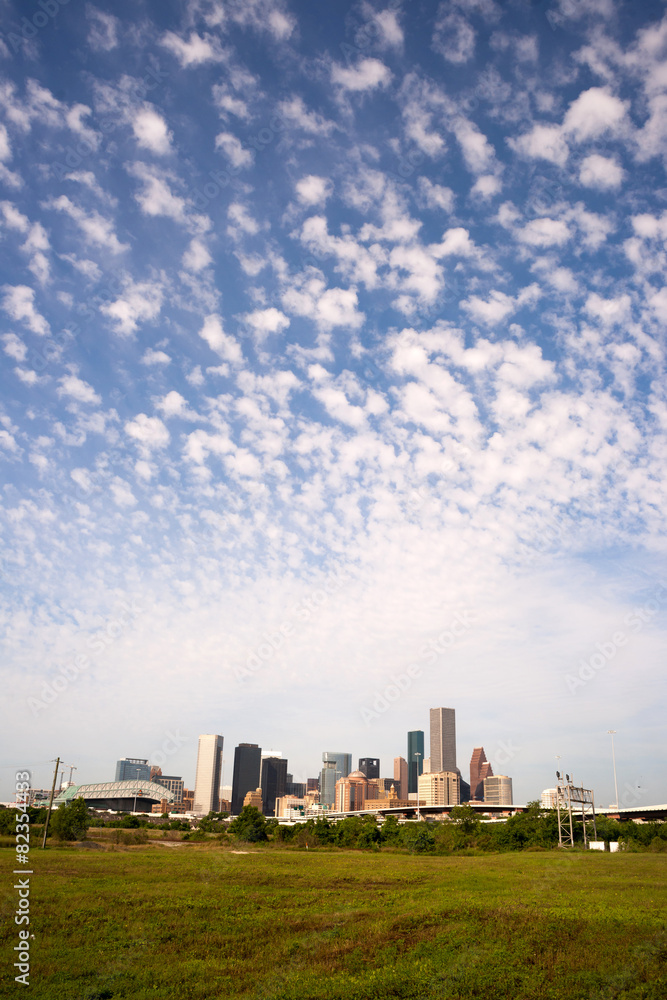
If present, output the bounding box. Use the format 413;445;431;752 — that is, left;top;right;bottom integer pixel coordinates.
2;0;666;808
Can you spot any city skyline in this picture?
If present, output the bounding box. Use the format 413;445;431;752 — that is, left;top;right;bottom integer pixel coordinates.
2;0;666;809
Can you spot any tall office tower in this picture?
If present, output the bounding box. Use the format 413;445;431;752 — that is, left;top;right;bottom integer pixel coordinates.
193;735;224;815
407;731;424;794
307;777;320;793
115;758;151;782
394;756;408;799
429;707;457;773
260;756;288;816
469;747;493;801
320;752;352;807
358;758;380;779
231;743;262;815
484;775;513;806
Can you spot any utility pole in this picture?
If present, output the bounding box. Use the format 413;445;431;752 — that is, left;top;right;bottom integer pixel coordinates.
41;757;60;849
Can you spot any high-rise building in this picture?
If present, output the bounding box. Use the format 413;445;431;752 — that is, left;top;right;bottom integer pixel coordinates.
418;770;461;807
429;707;457;773
307;777;320;793
484;775;513;806
115;758;151;782
407;731;424;794
260;756;287;816
320;752;352;807
470;747;493;801
231;743;262;815
335;770;368;812
193;735;224;815
358;757;380;779
153;775;184;804
394;756;408;799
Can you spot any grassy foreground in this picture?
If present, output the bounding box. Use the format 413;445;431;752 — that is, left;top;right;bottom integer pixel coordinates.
2;845;666;999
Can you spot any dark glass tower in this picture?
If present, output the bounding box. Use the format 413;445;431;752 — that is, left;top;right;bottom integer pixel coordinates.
407;730;424;794
358;758;380;779
231;743;262;815
260;756;287;816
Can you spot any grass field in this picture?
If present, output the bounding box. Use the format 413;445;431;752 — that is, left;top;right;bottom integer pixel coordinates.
2;843;666;999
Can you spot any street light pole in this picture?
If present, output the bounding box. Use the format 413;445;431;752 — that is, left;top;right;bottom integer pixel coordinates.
133;768;140;815
607;730;619;809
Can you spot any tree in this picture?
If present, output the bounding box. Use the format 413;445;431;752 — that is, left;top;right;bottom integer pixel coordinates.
228;805;268;842
50;797;89;841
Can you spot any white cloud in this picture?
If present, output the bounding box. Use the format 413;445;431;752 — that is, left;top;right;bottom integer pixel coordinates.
518;217;570;247
471;174;502;199
418;178;455;212
126;163;187;222
160;31;226;67
295;175;332;206
100;279;164;336
1;285;49;335
461;289;516;325
131;108;173;155
579;154;625;190
125;413;170;452
215;132;254;169
182;238;212;273
57;375;101;405
510;124;569;166
331;58;392;92
42;195;128;254
2;333;27;361
453;118;496;174
433;10;476;64
243;308;290;341
277;97;336;136
198;314;243;364
86;6;119;51
141;348;171;366
562;87;628;142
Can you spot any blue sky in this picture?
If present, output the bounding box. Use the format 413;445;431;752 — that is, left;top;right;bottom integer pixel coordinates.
2;0;666;806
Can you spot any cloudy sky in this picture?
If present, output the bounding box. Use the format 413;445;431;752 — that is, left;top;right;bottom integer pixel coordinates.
2;0;666;807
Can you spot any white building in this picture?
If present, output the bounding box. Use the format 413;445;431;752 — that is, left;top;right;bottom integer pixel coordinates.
418;770;460;806
193;734;224;815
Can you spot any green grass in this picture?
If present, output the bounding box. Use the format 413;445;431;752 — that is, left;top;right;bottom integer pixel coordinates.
1;844;665;999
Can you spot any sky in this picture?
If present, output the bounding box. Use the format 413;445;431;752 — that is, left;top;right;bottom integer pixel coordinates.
1;0;666;808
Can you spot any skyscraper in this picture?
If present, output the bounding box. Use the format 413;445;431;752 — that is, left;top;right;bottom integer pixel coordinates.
429;707;456;773
358;757;380;779
320;752;352;807
470;747;493;801
114;757;151;782
484;775;513;806
407;730;424;794
193;734;224;815
231;743;262;815
394;756;408;799
260;755;287;816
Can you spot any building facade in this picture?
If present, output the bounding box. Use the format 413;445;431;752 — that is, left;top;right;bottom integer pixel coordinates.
407;731;424;794
484;775;513;806
418;770;461;807
193;734;224;815
231;743;262;815
358;758;380;779
429;707;457;773
153;774;184;804
394;756;408;799
115;758;151;782
260;756;287;816
469;747;493;801
334;770;369;812
320;752;352;807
